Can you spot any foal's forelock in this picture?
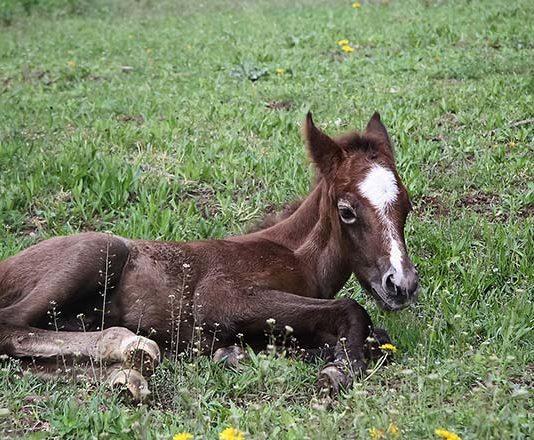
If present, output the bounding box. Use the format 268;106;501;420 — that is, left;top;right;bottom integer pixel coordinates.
357;164;405;275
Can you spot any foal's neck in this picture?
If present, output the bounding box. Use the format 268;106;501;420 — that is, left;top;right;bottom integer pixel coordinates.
253;180;351;297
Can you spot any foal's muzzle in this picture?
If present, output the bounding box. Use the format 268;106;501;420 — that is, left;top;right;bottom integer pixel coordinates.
371;266;419;311
382;266;419;298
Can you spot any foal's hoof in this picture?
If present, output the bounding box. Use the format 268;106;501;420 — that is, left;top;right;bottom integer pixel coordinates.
373;327;392;345
107;367;150;402
365;327;394;362
316;364;352;398
120;336;161;376
213;345;244;370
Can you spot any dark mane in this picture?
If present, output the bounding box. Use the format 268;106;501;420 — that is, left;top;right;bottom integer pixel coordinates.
335;130;393;155
248;199;305;232
249;166;324;233
250;131;370;233
250;130;368;233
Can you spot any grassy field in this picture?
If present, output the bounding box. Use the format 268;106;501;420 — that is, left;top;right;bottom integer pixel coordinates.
0;0;533;438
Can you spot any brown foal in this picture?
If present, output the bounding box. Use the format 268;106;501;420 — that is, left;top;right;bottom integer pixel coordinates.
0;112;419;399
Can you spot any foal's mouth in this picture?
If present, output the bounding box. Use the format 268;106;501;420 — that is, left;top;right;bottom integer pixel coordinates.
370;283;416;311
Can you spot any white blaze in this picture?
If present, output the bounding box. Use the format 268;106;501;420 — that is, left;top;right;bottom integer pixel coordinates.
358;164;404;275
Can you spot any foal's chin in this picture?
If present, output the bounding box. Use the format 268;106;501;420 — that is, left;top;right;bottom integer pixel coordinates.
369;285;417;311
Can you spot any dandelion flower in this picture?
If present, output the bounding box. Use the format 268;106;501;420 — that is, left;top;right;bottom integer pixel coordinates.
387;423;400;437
219;427;245;440
66;60;77;68
173;433;193;440
352;2;362;8
379;343;397;353
435;428;462;440
337;39;349;46
368;427;384;440
341;45;355;53
275;68;285;76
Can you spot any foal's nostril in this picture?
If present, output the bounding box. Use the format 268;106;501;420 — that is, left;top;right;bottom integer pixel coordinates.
384;273;395;291
382;270;417;297
384;274;403;296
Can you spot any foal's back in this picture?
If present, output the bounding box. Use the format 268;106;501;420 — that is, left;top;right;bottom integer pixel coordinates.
0;231;311;336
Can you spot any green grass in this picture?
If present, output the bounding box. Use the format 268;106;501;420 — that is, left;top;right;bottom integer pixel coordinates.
0;0;533;438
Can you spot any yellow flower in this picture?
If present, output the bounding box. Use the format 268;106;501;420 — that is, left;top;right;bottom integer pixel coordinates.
337;39;349;46
387;423;400;437
219;427;245;440
275;68;285;76
435;428;462;440
369;427;385;440
66;60;77;68
379;343;397;353
341;45;355;53
352;2;362;8
173;433;193;440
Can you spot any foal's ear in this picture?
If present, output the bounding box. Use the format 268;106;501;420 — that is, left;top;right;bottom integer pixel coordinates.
303;112;342;175
365;112;391;145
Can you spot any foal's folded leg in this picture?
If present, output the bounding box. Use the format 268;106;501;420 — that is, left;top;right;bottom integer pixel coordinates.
202;289;374;397
0;325;161;376
106;363;151;402
20;359;152;402
1;325;160;401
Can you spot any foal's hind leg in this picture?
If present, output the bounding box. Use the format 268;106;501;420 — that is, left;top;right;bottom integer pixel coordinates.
106;364;151;402
0;325;160;375
20;359;152;402
0;233;130;328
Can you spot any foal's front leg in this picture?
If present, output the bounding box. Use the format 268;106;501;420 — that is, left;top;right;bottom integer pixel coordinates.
205;289;373;396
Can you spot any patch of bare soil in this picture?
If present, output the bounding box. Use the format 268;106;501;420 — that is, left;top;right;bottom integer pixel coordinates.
116;114;145;125
413;195;449;218
519;203;534;218
265;100;292;111
1;76;11;92
185;185;221;218
21;212;47;239
429;112;467;143
437;112;463;130
511;363;534;386
456;192;512;221
21;69;54;85
459;192;500;211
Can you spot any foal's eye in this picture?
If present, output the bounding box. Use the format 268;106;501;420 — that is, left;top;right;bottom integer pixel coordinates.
339;207;357;224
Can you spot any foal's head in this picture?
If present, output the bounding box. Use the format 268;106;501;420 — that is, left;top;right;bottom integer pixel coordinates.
304;112;419;310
